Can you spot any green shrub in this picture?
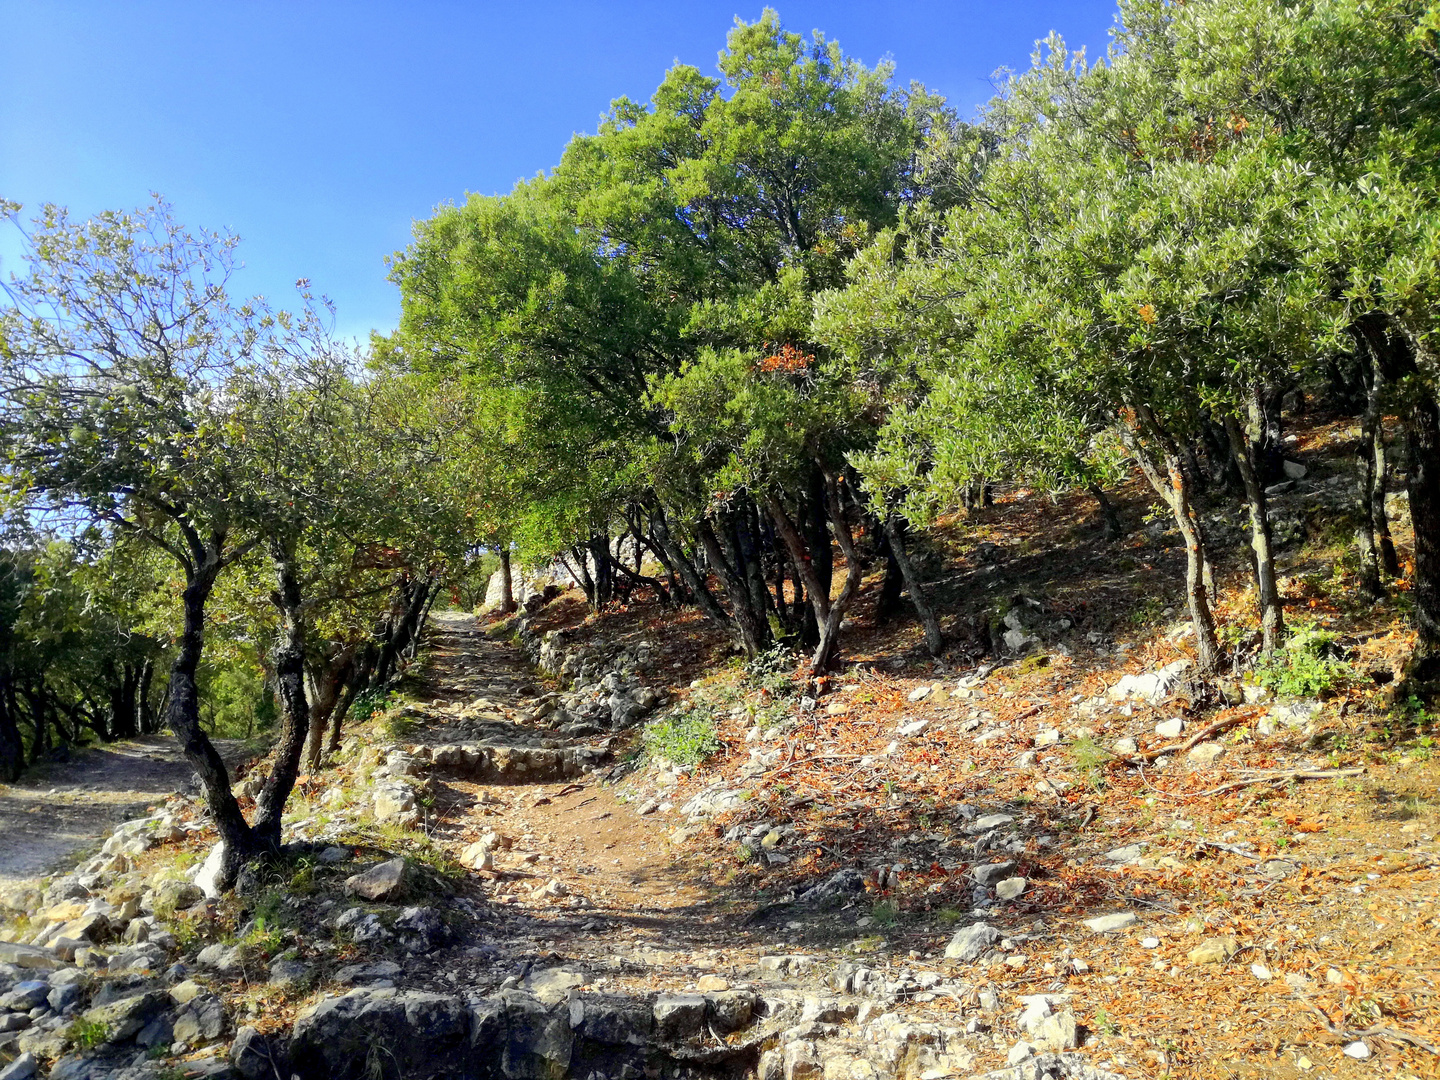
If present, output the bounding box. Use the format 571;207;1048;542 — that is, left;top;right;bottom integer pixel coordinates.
743;646;799;697
69;1018;108;1050
352;688;395;726
1069;735;1111;789
643;708;722;766
1256;625;1352;697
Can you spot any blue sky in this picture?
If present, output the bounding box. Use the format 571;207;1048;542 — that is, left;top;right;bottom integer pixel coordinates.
1;2;1118;344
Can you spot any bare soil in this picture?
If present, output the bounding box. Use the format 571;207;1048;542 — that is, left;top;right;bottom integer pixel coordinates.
0;735;244;885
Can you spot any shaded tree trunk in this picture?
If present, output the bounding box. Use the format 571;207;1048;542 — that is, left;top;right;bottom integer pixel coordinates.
497;547;516;614
1225;405;1285;653
1125;409;1224;674
304;648;353;772
698;515;772;656
138;659;158;734
167;558;257;890
253;543;310;848
1088;484;1125;541
1403;389;1440;694
884;516;945;657
767;472;865;674
0;679;23;782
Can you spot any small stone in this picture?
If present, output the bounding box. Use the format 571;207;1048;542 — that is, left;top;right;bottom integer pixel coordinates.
1084;912;1137;933
995;877;1026;901
696;975;729;992
1141;937;1160;949
972;861;1017;886
1282;459;1307;479
317;846;351;865
1188;937;1240;964
1007;1042;1034;1065
907;686;932;703
1004;954;1027;969
344;858;408;901
268;959;310;987
1034;728;1061;747
1105;844;1145;865
1187;742;1225;766
0;1052;38;1080
897;719;930;737
1030;1010;1078;1051
168;980;206;1006
1343;1041;1371;1060
1155;718;1184;738
1251;964;1272;981
1113;738;1138;755
1326;967;1344;985
944;922;1002;962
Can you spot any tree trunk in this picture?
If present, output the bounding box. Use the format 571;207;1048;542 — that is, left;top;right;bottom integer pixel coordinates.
1402;389;1440;694
167;561;256;890
1225;406;1285;653
874;532;904;625
304;649;353;772
767;475;865;674
498;547;516;614
138;659;157;734
0;680;23;782
1125;411;1224;674
1088;483;1124;541
253;544;310;848
698;517;772;656
1355;364;1387;599
647;500;730;626
884;516;945;657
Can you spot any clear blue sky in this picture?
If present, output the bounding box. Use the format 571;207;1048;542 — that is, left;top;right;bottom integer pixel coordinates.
1;1;1119;344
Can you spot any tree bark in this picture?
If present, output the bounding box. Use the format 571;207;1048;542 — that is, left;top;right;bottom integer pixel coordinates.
497;547;516;614
1225;405;1285;653
1088;483;1125;541
874;532;904;625
0;680;23;782
166;559;256;890
304;648;352;772
884;516;945;657
1403;389;1440;694
647;500;731;627
1355;364;1387;599
698;516;772;656
253;544;310;848
1125;410;1224;674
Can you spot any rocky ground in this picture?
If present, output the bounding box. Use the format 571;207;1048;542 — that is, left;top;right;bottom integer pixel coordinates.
0;414;1437;1080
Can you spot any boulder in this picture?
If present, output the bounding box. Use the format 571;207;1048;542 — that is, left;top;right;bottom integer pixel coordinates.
79;989;170;1043
344;858;409;901
232;1025;287;1080
172;992;227;1043
290;989;471;1080
944;923;1002;962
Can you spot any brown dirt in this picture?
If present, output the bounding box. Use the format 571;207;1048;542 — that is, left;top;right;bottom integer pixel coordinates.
0;735;245;885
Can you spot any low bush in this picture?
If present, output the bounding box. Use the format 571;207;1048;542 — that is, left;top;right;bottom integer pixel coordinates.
643;707;723;766
1256;624;1352;697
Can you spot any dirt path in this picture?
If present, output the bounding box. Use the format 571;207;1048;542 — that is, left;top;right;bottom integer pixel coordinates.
0;735;240;886
409;613;749;975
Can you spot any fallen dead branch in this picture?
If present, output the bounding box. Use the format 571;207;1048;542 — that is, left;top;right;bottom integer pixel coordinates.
1138;766;1363;800
1111;709;1258;767
1299;996;1440;1055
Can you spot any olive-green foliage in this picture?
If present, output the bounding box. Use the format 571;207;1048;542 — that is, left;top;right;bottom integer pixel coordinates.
198;658;277;739
742;646;800;697
1255;625;1353;698
643;707;723;766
